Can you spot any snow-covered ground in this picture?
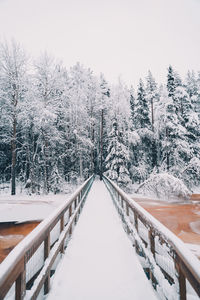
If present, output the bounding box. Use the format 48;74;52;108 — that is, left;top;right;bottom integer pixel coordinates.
135;173;191;202
0;193;72;223
47;180;156;300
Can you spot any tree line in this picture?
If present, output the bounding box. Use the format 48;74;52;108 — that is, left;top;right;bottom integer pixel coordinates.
0;40;200;194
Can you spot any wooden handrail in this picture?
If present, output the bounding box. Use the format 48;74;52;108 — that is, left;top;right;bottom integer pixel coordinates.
0;175;94;300
103;175;200;299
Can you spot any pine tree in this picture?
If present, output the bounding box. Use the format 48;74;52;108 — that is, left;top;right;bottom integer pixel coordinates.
146;71;159;168
133;79;153;177
167;65;176;99
129;86;135;129
146;71;158;131
135;79;151;129
186;70;198;98
105;118;130;187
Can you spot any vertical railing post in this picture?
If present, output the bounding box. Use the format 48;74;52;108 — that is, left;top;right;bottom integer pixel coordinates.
15;258;26;300
148;228;156;286
117;194;121;214
125;203;130;234
74;197;77;209
134;211;138;232
175;258;186;300
149;228;155;257
121;197;124;209
44;232;50;295
78;193;81;215
69;204;72;236
126;203;129;216
133;210;139;254
74;197;78;224
60;215;65;254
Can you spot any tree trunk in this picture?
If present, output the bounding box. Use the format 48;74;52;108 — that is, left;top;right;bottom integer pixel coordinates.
151;98;154;132
79;154;83;178
100;109;104;180
90;109;95;175
11;115;17;195
166;128;170;171
43;139;50;194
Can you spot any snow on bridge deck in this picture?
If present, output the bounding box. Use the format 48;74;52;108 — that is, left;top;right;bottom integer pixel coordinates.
47;180;156;300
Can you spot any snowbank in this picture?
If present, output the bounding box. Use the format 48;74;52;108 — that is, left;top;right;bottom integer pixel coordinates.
136;173;191;201
0;193;73;223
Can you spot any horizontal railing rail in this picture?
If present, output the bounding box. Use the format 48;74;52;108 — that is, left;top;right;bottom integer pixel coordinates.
103;175;200;300
0;175;94;300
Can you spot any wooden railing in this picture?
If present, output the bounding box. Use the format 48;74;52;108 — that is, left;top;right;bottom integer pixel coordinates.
0;175;94;300
103;175;200;300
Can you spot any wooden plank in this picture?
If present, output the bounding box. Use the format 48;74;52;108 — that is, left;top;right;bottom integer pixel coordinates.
149;229;155;258
121;198;124;208
134;211;138;232
60;215;65;253
175;260;186;300
60;215;64;232
69;204;72;235
15;267;26;300
126;203;129;216
44;233;50;295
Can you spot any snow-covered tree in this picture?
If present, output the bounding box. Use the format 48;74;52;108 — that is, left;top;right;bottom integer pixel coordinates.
129;86;135;129
0;40;28;194
146;71;158;131
105;118;130;187
98;73;110;179
1;39;200;194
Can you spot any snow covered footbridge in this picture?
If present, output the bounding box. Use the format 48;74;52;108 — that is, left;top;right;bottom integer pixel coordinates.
0;177;200;300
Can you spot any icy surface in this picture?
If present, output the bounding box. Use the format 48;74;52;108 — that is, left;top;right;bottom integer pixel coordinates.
0;194;71;222
190;220;200;234
47;180;156;300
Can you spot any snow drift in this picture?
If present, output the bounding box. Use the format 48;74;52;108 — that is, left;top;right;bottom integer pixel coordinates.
136;173;191;201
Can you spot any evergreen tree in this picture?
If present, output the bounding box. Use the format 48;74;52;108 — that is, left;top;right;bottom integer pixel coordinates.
146;71;158;131
105;118;130;187
167;65;176;99
185;70;198;98
131;79;153;179
146;71;158;168
129;86;135;129
135;79;151;129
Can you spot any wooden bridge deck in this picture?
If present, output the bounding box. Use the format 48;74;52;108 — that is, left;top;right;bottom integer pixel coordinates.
47;180;156;300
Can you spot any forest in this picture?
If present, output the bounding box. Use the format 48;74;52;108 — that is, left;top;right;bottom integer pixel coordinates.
0;40;200;195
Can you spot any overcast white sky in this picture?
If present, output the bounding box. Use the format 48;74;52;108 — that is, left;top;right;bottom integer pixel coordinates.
0;0;200;86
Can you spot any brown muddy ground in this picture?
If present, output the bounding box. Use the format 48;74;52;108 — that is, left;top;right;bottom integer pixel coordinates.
134;198;200;245
0;221;39;263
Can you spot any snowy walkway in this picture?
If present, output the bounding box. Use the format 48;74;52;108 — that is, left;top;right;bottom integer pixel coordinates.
47;180;156;300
